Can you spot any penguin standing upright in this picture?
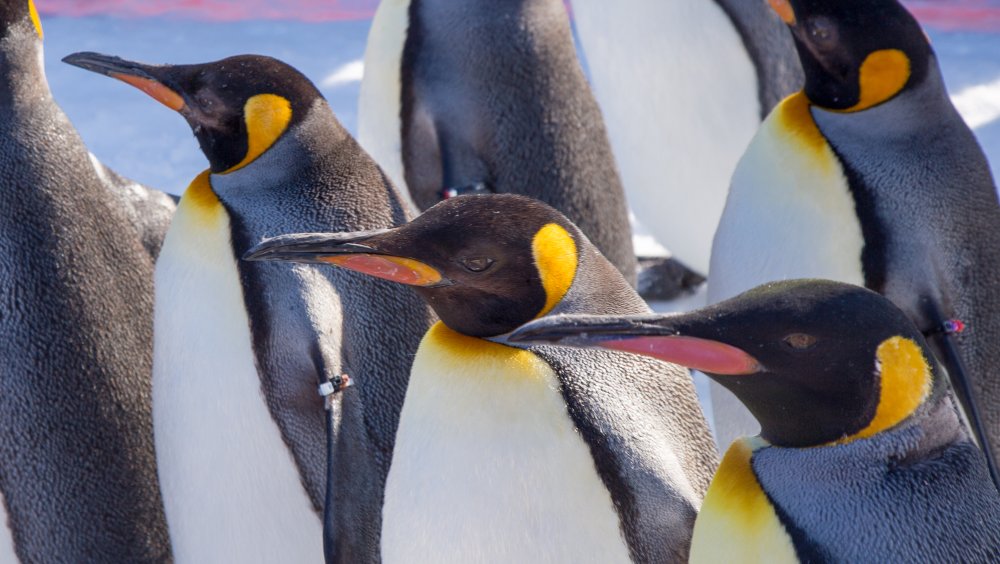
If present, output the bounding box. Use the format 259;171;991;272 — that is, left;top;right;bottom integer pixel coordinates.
570;0;803;277
64;52;431;562
246;194;718;563
0;2;172;561
358;0;639;286
511;279;1000;561
707;0;1000;455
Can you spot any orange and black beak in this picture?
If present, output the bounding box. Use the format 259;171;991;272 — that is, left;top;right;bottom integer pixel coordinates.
244;230;452;288
62;51;186;112
509;312;760;376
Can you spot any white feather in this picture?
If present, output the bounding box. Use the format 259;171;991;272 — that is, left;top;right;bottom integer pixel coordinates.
152;188;323;563
572;0;760;275
381;325;632;564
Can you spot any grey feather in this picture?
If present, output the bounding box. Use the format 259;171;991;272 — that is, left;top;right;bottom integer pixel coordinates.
401;0;637;285
0;18;171;563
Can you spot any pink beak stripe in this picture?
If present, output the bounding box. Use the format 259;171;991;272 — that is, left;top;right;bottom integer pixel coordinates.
601;336;761;375
320;254;443;287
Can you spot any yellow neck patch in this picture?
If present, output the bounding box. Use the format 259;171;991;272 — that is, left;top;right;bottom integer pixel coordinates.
28;0;43;39
423;322;543;379
223;94;293;174
178;169;224;223
530;223;578;319
841;336;931;442
776;91;834;168
841;49;911;112
690;438;797;563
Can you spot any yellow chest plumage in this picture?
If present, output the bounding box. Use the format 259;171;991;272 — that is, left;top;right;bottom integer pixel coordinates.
380;322;632;563
690;438;798;564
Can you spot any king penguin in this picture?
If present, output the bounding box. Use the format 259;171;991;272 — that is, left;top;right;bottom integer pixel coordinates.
707;0;1000;457
358;0;640;287
0;2;173;561
246;194;718;562
569;0;803;277
63;51;432;562
511;279;1000;562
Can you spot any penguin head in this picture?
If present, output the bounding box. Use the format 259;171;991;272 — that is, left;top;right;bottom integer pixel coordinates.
62;52;323;173
245;194;582;338
511;279;942;448
0;0;42;41
769;0;931;111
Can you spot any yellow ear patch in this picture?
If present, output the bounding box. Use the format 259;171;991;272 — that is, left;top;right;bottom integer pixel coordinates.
844;49;911;112
849;336;931;441
531;223;578;318
28;0;43;39
224;93;293;174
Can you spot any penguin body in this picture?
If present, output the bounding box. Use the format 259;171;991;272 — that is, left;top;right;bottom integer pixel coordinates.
570;0;802;275
359;0;638;285
708;0;1000;453
0;3;172;561
511;279;1000;561
66;52;431;562
247;194;718;562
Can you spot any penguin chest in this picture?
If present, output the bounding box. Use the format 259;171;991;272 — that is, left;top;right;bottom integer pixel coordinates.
381;323;632;563
709;93;865;303
152;174;322;563
690;439;798;564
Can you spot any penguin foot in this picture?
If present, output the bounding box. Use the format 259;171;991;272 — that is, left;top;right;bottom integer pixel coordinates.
636;257;705;301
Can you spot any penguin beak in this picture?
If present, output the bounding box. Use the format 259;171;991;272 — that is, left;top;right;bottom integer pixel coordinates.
509;313;761;376
62;52;186;112
768;0;796;25
243;230;452;288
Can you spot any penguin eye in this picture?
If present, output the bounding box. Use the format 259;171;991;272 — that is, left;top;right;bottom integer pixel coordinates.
806;16;838;47
459;257;495;273
783;333;818;350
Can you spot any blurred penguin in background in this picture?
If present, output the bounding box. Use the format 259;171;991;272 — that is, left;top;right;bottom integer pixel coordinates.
0;1;172;561
358;0;691;295
570;0;802;280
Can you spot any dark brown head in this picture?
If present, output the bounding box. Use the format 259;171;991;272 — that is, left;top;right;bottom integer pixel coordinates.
245;194;583;338
62;52;323;173
770;0;932;111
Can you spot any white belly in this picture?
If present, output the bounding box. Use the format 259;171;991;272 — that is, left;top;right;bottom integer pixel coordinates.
708;93;865;303
381;323;632;564
152;181;323;563
572;0;760;274
707;94;865;449
0;490;17;564
358;0;416;211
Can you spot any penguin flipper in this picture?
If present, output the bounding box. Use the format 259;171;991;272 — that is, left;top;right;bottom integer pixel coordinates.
636;256;705;301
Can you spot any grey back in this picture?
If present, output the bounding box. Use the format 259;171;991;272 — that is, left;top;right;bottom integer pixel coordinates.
528;238;717;562
813;57;1000;472
0;15;171;563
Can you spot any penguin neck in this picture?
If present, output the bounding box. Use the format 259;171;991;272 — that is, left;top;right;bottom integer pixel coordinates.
0;24;47;109
810;57;951;138
209;99;350;190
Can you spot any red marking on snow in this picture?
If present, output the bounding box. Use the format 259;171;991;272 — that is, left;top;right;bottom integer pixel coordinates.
35;0;379;22
32;0;1000;30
